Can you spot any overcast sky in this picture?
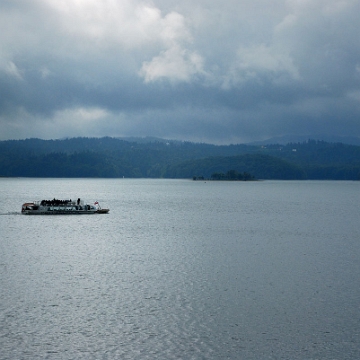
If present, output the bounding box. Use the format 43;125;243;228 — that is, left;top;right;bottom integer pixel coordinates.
1;0;360;144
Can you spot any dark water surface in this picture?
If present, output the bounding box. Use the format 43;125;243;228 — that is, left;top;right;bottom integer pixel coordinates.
1;179;359;359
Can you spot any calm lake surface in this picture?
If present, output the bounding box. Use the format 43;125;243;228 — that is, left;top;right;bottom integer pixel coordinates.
1;178;359;359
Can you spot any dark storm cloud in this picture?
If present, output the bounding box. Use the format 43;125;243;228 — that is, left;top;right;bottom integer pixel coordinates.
1;0;360;143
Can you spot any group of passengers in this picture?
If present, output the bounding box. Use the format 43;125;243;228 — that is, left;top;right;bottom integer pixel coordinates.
41;199;73;206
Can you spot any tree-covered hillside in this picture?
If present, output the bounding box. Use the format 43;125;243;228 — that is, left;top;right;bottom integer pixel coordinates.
0;137;359;179
163;154;306;180
259;140;360;180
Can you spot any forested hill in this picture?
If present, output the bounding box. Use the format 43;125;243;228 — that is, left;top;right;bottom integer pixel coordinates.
0;137;359;180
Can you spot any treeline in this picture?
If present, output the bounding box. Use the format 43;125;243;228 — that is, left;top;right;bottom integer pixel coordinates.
0;137;359;180
164;154;306;180
210;170;255;181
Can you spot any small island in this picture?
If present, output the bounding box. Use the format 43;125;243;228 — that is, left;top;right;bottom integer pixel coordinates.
193;170;255;181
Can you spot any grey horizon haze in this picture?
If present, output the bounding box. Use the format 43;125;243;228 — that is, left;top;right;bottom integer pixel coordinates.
1;0;360;144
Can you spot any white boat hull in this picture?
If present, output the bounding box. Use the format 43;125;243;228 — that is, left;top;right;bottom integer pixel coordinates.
22;209;98;215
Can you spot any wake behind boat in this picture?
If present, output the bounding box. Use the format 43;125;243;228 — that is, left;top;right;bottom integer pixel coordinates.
21;198;109;215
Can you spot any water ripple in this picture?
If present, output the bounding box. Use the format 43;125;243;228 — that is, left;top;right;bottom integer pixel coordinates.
1;179;360;359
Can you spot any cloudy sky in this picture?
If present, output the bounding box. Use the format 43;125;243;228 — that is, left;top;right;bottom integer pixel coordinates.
1;0;360;144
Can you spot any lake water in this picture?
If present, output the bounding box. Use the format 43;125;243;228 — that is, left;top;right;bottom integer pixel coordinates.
1;178;359;359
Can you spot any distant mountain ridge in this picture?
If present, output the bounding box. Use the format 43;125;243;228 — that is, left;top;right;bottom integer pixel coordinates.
0;137;359;180
116;134;360;146
248;134;360;146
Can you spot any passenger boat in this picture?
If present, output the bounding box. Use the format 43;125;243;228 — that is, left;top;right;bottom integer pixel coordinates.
21;198;109;215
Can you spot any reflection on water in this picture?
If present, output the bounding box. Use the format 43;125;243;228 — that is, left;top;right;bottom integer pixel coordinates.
1;179;360;359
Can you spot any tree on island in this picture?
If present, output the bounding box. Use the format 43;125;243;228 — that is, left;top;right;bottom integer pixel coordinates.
210;170;255;181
